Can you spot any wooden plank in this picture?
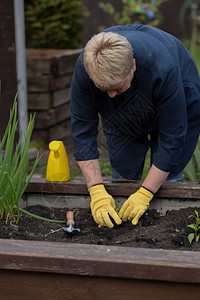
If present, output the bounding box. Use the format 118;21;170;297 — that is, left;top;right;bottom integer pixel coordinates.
31;129;49;144
0;269;200;300
52;87;71;107
28;92;52;110
30;104;70;129
31;109;56;129
31;113;70;141
51;49;83;76
26;49;82;77
27;75;52;92
26;49;70;58
26;56;51;76
52;74;73;90
26;49;69;76
49;120;69;141
0;239;200;284
25;178;200;199
55;102;71;123
27;74;73;93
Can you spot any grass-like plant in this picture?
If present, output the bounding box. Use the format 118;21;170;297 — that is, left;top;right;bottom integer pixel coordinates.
0;96;65;224
187;210;200;244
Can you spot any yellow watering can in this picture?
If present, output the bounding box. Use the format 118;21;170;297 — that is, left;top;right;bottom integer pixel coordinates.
46;141;70;182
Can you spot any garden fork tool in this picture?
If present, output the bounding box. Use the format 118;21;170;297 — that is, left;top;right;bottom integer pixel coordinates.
65;211;81;233
45;211;80;236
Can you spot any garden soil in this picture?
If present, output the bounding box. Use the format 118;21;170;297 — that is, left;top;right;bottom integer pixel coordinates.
0;206;200;251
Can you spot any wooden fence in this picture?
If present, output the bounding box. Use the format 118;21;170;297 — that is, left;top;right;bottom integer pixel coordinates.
0;1;17;139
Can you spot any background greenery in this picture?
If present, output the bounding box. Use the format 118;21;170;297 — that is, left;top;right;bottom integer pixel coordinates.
182;36;200;181
99;0;168;31
24;0;89;49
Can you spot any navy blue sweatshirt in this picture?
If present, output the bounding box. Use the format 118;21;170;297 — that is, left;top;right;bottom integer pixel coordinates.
70;25;200;178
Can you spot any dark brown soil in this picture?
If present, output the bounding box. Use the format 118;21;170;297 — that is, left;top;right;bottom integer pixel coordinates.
0;206;200;251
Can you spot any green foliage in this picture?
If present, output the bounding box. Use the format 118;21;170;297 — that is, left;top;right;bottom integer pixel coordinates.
100;160;112;179
115;206;122;212
0;97;65;224
0;96;38;222
99;0;168;30
30;140;45;151
70;165;82;179
183;34;200;74
171;38;200;182
181;38;200;182
24;0;89;49
142;149;151;179
187;210;200;244
183;138;200;182
191;45;200;74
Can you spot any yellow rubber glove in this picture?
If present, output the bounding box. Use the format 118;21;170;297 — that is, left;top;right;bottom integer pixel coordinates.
88;184;122;228
119;187;154;225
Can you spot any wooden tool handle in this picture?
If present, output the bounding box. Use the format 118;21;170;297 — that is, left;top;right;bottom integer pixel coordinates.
66;211;75;226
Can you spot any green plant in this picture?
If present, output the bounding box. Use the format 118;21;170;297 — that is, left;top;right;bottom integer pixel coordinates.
179;0;200;38
183;34;200;73
142;149;151;179
187;210;200;243
25;0;89;49
99;0;168;30
30;140;45;151
183;138;200;182
176;38;200;182
100;160;112;179
0;96;65;224
115;206;122;212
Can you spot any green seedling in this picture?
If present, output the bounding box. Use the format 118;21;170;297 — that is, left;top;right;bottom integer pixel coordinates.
187;210;200;244
115;206;121;213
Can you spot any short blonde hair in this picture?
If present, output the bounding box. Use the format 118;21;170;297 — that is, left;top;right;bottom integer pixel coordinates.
83;32;133;90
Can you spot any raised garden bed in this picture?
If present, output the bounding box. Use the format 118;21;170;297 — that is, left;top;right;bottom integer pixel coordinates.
1;179;200;299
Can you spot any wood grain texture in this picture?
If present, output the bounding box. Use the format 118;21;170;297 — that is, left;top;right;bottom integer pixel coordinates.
1;269;200;300
26;178;200;199
0;239;200;284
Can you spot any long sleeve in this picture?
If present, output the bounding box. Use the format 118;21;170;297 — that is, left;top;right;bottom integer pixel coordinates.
70;54;99;161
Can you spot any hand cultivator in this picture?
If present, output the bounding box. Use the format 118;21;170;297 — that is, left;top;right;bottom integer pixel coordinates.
45;211;81;237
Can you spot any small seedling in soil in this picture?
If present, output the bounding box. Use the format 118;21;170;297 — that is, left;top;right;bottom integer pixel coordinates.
115;206;121;213
187;210;200;244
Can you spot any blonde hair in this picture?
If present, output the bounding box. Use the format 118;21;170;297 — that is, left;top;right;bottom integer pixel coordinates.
83;32;133;90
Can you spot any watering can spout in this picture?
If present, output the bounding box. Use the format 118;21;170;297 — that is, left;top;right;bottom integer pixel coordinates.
46;141;70;182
